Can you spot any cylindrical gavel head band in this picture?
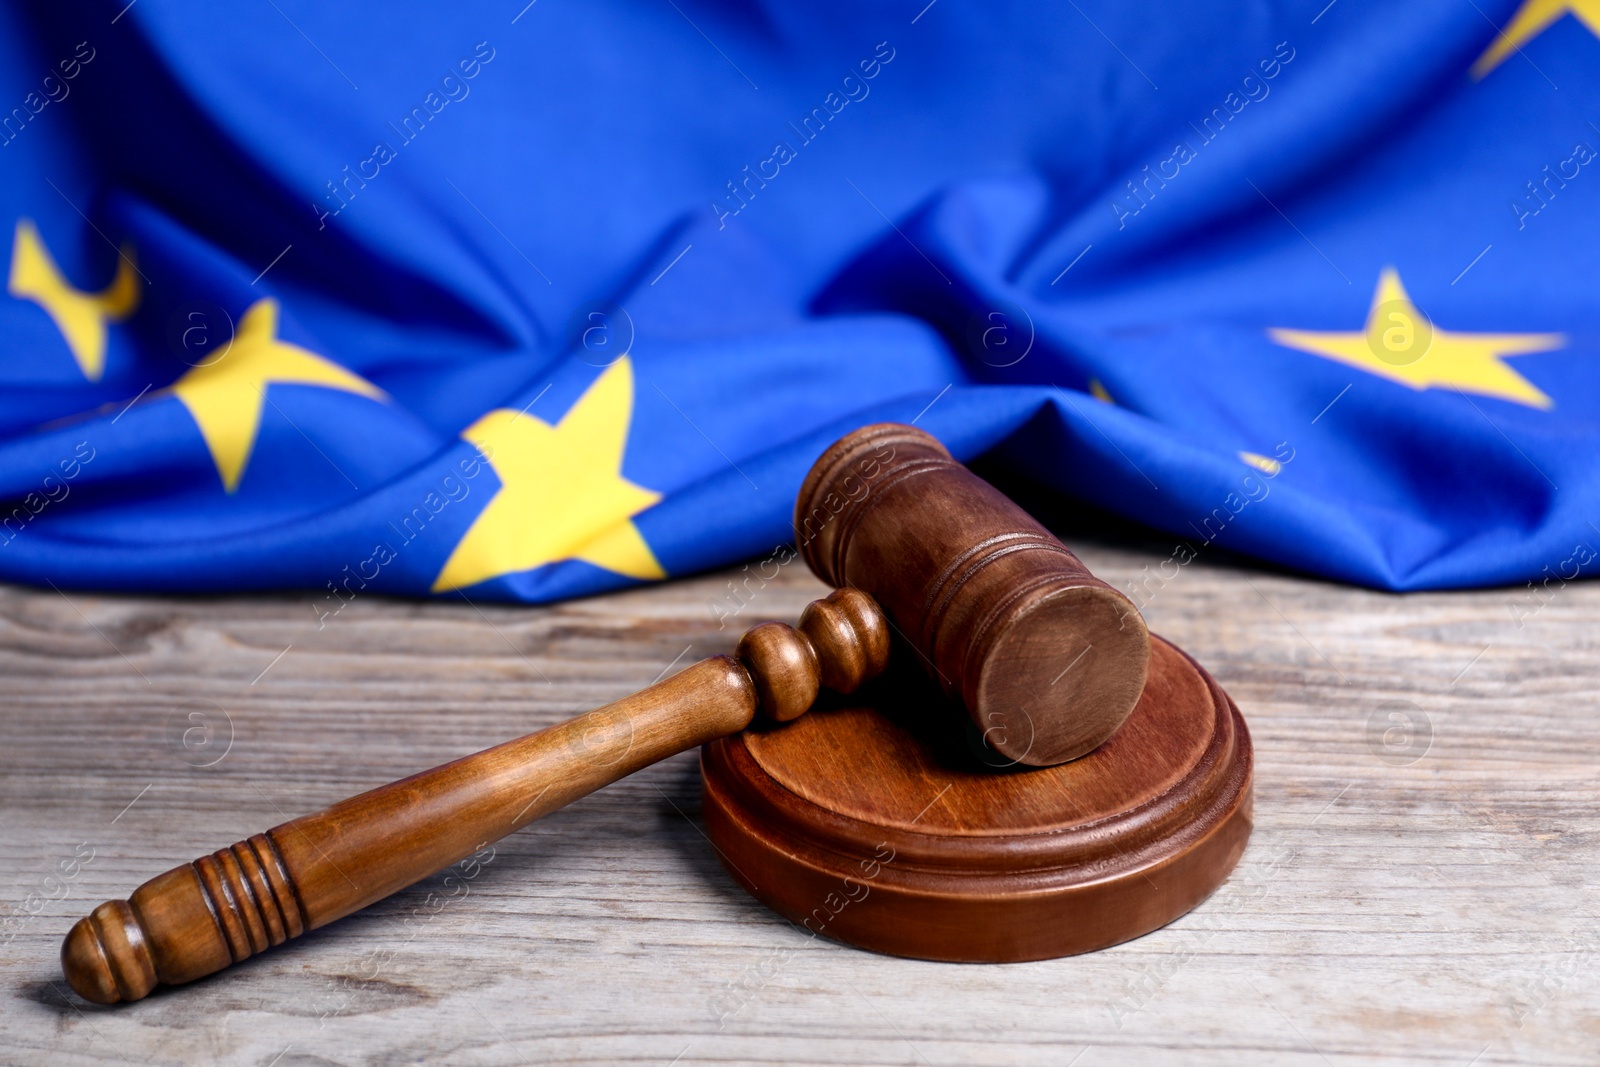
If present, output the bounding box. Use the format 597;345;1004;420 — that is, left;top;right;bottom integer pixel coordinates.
794;423;1151;766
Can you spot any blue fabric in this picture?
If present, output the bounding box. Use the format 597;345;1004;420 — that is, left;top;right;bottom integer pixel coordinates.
1;0;1596;599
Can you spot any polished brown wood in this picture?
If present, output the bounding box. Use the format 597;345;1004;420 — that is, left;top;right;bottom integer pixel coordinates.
59;588;889;1004
795;423;1150;765
701;634;1253;962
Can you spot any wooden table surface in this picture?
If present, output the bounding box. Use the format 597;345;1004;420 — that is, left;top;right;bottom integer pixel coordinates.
3;521;1597;1066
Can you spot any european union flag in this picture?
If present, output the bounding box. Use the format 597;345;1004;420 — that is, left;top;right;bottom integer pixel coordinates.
1;1;1597;605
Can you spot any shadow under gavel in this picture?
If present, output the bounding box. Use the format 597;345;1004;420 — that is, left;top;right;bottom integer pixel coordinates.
62;588;889;1004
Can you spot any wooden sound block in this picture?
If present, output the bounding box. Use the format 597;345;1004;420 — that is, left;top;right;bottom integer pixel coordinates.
700;636;1252;962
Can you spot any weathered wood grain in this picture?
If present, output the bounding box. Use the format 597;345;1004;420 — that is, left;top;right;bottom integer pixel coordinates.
2;534;1598;1065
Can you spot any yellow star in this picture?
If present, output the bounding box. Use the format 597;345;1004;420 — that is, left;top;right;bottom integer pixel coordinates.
8;218;141;381
1268;268;1563;409
171;298;385;491
1239;452;1282;475
432;358;666;592
1471;0;1600;78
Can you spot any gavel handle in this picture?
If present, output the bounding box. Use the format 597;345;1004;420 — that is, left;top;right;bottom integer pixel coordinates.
63;656;759;1004
64;587;889;1004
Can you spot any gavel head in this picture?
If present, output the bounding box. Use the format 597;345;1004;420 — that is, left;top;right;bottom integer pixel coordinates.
794;423;1150;766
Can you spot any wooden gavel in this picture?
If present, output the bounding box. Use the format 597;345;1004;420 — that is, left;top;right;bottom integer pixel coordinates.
63;422;1150;1003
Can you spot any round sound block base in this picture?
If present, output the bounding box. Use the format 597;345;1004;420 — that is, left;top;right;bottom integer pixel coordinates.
701;636;1252;962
